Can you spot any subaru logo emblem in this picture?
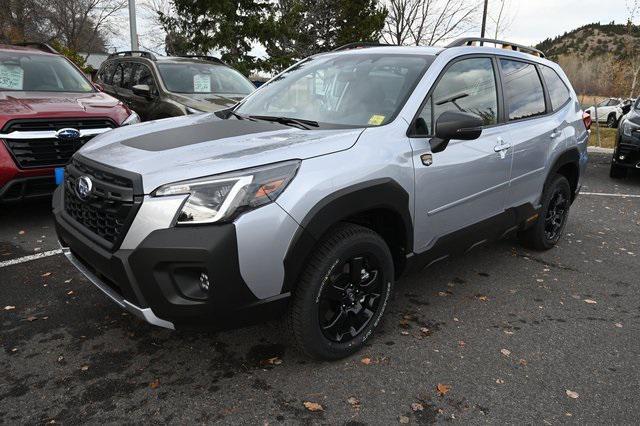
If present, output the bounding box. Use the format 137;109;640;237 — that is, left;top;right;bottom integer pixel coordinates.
55;128;81;140
76;176;93;200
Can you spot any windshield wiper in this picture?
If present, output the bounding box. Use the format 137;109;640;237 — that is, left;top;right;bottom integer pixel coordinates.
248;115;319;130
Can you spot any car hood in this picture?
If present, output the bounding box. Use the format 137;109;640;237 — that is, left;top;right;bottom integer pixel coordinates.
0;91;123;116
79;113;363;194
169;93;245;112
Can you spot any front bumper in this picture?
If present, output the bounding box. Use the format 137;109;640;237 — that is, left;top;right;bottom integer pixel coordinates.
53;186;290;330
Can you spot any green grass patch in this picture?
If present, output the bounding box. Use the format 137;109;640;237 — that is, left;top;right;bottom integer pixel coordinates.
588;126;617;149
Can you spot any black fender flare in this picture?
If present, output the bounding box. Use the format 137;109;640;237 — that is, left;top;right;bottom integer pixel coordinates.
544;147;581;201
281;178;413;293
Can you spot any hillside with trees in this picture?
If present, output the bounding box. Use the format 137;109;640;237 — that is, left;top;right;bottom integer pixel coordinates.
536;22;640;98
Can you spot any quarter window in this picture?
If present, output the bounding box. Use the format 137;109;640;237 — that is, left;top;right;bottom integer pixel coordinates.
541;66;571;111
418;57;498;135
500;59;546;121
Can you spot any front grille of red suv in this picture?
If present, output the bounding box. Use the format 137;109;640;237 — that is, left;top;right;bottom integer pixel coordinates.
62;157;142;252
0;118;115;169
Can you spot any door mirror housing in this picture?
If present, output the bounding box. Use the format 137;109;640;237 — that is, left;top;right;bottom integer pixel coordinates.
132;84;152;98
430;111;484;153
93;82;104;92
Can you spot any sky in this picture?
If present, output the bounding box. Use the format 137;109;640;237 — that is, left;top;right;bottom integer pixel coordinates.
111;0;633;56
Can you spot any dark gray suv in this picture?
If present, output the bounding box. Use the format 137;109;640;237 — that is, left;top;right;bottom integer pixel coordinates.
95;51;255;121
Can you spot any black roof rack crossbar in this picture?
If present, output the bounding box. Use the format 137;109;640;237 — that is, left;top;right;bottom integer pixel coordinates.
108;51;157;60
15;42;59;54
447;37;545;58
332;42;394;52
178;55;226;65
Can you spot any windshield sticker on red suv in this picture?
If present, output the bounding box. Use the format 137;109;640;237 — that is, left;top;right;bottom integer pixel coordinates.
0;64;24;90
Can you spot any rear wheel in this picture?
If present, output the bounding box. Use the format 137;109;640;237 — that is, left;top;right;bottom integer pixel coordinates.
286;223;394;360
518;175;571;251
610;162;628;179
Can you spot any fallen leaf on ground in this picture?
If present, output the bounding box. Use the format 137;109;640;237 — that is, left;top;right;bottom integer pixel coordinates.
67;291;75;296
496;378;504;384
436;383;451;396
615;323;623;328
18;230;25;235
26;316;38;322
399;415;410;424
518;359;528;366
411;402;424;411
420;327;430;335
361;357;372;365
347;396;360;407
64;279;72;283
566;390;579;399
41;272;51;277
400;331;410;336
583;299;597;304
303;401;323;412
4;306;16;310
57;356;64;362
80;365;89;371
476;295;489;301
260;357;282;366
438;291;449;297
500;349;511;357
458;340;465;347
150;379;160;389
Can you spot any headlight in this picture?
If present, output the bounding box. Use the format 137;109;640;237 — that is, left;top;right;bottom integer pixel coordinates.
153;160;300;225
122;111;141;125
623;120;640;137
186;106;205;114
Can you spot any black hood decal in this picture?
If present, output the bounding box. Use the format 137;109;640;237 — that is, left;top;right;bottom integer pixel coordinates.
121;119;289;151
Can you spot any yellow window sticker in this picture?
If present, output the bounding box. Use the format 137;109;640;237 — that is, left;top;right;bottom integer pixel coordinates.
368;115;385;126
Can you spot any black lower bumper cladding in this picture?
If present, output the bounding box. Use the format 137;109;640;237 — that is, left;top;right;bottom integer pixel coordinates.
53;186;289;330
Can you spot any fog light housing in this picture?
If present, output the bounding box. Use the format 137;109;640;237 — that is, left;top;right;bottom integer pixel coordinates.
620;154;626;160
199;272;210;292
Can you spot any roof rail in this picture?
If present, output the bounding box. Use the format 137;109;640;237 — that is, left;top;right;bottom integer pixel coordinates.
447;37;545;58
108;50;157;60
332;42;394;52
15;42;59;54
178;55;226;65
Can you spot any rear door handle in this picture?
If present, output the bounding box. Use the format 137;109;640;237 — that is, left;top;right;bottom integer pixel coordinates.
494;143;511;152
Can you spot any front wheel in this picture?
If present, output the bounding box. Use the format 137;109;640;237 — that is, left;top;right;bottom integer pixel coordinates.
518;175;571;251
286;223;394;360
607;114;618;128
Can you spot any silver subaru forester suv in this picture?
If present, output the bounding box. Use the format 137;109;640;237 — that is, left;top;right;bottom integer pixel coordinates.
53;39;589;359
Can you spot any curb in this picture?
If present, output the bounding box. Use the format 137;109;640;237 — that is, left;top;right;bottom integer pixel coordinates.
587;146;614;154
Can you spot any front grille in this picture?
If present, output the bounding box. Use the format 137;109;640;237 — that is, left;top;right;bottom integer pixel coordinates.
63;157;142;251
1;118;115;169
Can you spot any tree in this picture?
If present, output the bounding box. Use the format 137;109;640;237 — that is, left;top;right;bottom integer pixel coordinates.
159;0;274;76
263;0;387;73
382;0;478;46
0;0;48;44
624;0;640;98
487;0;517;40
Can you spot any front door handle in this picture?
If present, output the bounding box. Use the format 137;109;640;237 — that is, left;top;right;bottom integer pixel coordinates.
494;143;511;152
550;130;561;138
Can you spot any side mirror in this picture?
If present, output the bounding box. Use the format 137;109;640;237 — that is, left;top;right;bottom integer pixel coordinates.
430;111;484;153
93;82;104;92
132;84;152;98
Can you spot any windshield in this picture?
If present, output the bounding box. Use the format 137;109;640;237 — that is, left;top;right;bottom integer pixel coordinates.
235;53;434;127
157;62;255;95
0;51;93;92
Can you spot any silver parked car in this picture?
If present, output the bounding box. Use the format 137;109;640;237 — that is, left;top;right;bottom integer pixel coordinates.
53;38;589;359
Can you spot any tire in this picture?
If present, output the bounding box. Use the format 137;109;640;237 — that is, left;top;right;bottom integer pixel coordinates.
607;114;618;128
286;223;394;360
518;175;571;251
610;162;628;179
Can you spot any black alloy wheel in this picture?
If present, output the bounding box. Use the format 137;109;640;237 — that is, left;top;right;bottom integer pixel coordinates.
318;255;383;343
544;188;569;243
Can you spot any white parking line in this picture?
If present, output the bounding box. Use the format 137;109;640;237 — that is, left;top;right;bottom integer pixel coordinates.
0;249;63;269
581;192;640;198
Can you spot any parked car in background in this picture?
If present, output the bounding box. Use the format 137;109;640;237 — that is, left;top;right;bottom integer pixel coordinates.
96;52;256;121
54;38;588;359
611;98;640;178
585;97;631;128
0;43;137;203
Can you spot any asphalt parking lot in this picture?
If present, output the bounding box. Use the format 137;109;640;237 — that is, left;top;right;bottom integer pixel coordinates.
1;152;639;424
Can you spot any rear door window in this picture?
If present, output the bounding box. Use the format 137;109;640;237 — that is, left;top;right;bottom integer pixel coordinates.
98;61;116;85
500;59;546;121
541;66;571;111
121;62;135;90
112;63;124;87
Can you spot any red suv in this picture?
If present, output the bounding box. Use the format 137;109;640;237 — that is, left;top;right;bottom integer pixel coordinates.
0;43;138;202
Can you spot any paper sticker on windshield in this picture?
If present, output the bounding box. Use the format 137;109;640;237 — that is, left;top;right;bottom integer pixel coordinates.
0;64;24;90
193;74;211;93
368;115;385;126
